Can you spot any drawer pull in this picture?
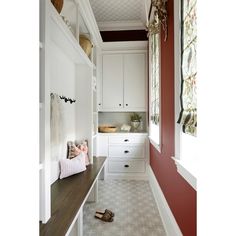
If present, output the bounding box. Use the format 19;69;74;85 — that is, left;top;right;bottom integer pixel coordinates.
124;139;129;142
124;164;129;168
124;150;129;153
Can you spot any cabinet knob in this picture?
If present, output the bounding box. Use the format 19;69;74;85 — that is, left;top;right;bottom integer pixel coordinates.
124;150;129;154
126;104;128;106
98;103;101;106
124;164;129;168
119;104;121;106
124;139;129;142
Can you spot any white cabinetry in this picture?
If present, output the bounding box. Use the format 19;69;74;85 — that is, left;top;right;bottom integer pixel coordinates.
124;54;146;109
98;133;148;179
102;54;123;109
40;0;102;223
101;52;147;112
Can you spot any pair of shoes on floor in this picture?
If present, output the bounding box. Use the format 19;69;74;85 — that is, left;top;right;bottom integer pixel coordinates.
95;209;115;222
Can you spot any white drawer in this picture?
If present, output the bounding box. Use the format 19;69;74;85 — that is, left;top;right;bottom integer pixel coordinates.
109;145;144;158
108;160;145;173
109;135;146;144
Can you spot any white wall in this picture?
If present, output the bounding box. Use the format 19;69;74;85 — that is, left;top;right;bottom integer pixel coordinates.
49;42;77;183
75;64;93;162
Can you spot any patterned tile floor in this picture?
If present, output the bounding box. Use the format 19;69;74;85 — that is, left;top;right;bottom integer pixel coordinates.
83;179;166;236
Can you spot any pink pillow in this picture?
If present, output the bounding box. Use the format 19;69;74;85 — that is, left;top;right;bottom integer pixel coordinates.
75;140;90;166
59;152;86;179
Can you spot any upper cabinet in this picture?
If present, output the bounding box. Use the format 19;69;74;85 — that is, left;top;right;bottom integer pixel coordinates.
101;52;147;112
102;54;123;109
123;54;146;110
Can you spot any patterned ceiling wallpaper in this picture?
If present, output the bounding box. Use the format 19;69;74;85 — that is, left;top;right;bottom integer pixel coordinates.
89;0;142;22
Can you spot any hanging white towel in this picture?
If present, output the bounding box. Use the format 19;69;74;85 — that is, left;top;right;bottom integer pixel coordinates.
50;93;64;161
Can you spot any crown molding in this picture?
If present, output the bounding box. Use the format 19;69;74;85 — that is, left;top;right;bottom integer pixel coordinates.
101;41;148;51
97;20;146;31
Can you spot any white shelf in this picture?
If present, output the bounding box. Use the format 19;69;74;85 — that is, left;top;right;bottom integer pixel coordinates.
49;3;93;67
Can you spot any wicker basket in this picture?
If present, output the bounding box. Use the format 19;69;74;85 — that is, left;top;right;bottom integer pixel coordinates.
99;126;117;133
51;0;63;13
79;35;93;57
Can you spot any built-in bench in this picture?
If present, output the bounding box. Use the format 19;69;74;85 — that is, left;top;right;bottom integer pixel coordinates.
40;156;107;236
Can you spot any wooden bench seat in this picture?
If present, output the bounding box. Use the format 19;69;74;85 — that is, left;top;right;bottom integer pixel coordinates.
40;156;107;236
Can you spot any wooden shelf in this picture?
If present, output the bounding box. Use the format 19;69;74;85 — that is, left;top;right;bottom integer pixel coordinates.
49;3;93;67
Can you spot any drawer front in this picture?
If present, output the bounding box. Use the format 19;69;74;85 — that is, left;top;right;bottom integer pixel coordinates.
109;146;144;158
109;136;146;144
108;160;145;173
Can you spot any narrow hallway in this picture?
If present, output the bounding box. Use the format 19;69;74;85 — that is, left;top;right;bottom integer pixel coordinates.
83;180;166;236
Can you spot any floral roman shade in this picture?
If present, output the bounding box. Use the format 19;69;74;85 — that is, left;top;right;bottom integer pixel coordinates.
150;33;160;125
178;0;197;136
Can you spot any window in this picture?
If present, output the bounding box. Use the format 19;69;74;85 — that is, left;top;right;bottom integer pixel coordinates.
177;0;197;136
149;33;161;151
173;0;197;189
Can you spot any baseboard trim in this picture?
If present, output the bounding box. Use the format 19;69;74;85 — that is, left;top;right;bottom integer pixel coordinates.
106;173;148;180
148;166;183;236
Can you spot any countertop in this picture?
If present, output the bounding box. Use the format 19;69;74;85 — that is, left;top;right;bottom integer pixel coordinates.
98;131;148;135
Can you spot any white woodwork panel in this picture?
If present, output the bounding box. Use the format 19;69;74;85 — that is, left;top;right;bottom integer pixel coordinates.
102;54;123;109
50;42;77;184
109;145;144;158
108;160;145;173
124;53;146;110
97;135;109;156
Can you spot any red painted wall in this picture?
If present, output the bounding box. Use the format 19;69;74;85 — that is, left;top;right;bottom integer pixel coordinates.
150;0;197;235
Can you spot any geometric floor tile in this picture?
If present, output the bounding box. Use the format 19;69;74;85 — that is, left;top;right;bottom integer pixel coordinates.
83;179;166;236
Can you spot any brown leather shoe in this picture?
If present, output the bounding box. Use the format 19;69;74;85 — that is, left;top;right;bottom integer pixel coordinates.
94;212;113;222
96;209;115;217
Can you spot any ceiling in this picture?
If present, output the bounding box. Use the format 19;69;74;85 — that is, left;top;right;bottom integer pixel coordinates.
89;0;149;31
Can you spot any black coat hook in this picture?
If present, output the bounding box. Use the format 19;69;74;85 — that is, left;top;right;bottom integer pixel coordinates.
51;93;76;104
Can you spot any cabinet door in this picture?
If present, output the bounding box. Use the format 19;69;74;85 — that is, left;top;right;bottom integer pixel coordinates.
97;135;109;156
124;53;146;111
102;54;123;109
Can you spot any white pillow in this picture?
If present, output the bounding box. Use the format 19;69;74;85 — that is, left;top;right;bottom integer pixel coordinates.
59;152;86;179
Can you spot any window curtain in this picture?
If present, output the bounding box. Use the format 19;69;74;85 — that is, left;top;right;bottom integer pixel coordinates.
178;0;197;136
150;33;160;125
